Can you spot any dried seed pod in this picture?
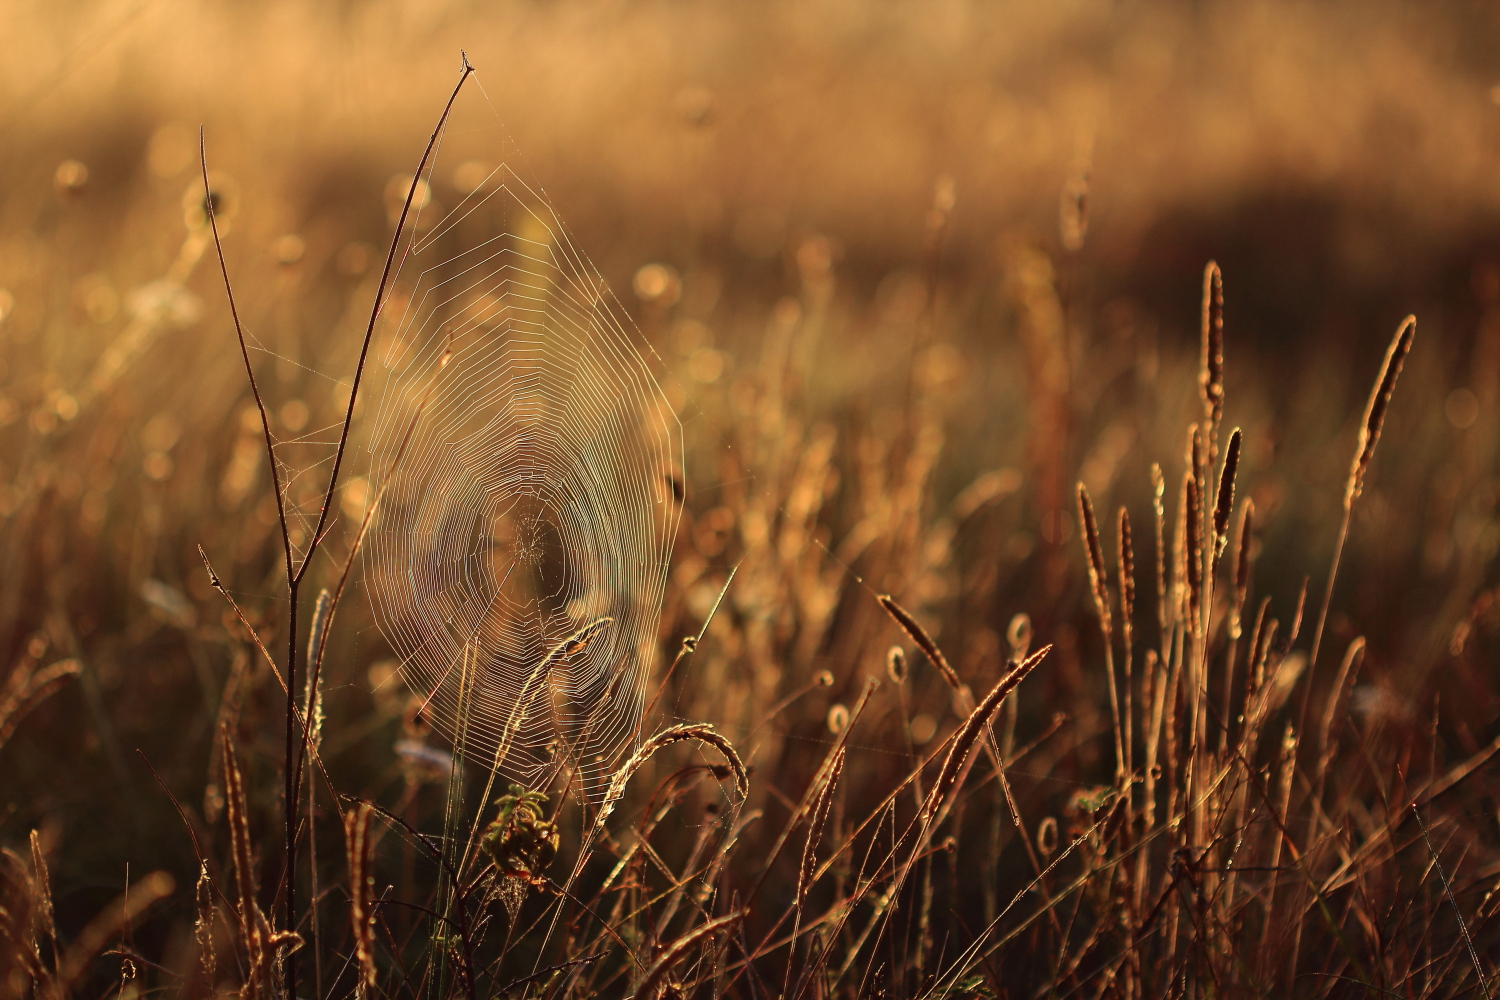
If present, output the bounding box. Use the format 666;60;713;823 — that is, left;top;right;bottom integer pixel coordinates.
1006;613;1033;660
886;646;908;684
1200;261;1224;439
1183;471;1202;623
1037;816;1059;857
1213;428;1243;560
343;802;377;994
1076;484;1111;634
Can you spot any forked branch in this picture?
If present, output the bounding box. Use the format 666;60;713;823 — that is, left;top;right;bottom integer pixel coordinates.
198;52;476;1000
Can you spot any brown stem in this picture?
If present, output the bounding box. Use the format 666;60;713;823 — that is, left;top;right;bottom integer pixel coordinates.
200;53;476;1000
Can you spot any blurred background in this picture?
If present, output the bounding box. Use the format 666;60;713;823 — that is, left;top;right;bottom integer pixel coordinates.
4;0;1500;985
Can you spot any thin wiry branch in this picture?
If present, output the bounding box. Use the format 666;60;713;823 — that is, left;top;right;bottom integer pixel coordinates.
198;53;477;1000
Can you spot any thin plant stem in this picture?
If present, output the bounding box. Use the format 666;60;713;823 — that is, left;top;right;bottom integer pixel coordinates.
200;54;475;1000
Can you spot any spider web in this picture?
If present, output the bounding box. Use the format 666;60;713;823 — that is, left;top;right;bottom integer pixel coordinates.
361;81;683;796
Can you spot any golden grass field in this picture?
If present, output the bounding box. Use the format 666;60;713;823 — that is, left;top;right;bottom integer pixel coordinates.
3;1;1500;997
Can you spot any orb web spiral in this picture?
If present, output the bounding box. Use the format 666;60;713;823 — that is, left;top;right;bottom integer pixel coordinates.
364;112;682;796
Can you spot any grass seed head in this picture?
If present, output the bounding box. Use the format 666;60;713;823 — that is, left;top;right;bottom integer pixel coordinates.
1346;315;1416;508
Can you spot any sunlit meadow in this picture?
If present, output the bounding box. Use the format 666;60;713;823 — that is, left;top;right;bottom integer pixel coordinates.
3;2;1500;997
